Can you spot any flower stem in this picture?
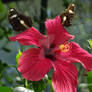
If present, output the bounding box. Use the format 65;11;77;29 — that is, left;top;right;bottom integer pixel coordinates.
20;44;29;88
8;65;23;82
23;79;29;88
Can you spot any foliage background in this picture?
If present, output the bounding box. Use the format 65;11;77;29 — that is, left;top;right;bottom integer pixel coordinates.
0;0;92;92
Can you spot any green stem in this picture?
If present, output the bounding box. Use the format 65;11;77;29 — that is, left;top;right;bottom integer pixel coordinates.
20;45;29;88
20;44;24;52
8;65;29;88
23;79;28;88
48;79;54;92
8;65;23;82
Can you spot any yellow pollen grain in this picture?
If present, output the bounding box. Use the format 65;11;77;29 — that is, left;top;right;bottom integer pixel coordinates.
59;43;70;52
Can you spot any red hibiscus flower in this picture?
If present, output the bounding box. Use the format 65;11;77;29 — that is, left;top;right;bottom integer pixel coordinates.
9;16;92;92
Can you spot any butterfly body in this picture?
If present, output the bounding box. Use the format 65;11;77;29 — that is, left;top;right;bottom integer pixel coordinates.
8;8;32;32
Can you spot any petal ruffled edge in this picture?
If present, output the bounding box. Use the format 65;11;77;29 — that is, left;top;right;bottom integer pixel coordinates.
56;42;92;71
45;16;74;46
9;27;46;47
69;42;92;71
52;60;78;92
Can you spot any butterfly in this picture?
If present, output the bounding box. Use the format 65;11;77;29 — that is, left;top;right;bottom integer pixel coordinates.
60;3;75;27
8;8;32;32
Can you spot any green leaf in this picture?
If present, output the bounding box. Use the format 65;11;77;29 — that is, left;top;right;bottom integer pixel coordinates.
87;71;92;92
63;0;69;8
48;79;54;92
88;40;92;49
0;0;6;19
16;49;22;65
0;60;7;78
8;1;16;8
2;47;11;52
0;87;12;92
32;80;46;92
0;28;4;39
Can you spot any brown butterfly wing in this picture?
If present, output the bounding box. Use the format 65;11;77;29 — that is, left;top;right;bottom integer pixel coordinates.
60;3;75;27
8;8;32;32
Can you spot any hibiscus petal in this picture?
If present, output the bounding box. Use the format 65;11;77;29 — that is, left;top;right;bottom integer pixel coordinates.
18;48;52;81
52;60;78;92
9;27;46;47
45;16;74;46
57;42;92;71
69;42;92;71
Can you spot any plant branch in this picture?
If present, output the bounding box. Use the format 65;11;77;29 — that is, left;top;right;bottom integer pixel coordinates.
39;0;48;34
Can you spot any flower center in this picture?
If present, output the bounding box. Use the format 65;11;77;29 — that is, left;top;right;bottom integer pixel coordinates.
44;47;56;61
59;43;70;52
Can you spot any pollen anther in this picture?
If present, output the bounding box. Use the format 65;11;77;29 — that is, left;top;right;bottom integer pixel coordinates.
59;43;70;52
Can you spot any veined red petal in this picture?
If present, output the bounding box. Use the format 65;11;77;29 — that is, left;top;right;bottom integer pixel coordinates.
9;27;46;47
18;48;52;81
45;16;74;46
57;42;92;71
69;42;92;71
52;60;78;92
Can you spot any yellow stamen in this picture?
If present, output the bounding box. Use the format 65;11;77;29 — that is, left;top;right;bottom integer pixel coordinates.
59;43;70;52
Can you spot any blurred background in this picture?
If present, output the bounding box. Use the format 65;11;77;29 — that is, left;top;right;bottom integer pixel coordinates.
0;0;92;92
